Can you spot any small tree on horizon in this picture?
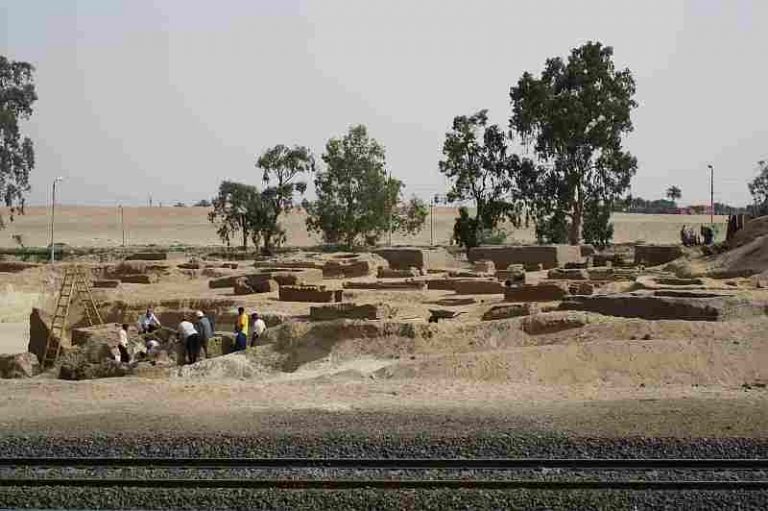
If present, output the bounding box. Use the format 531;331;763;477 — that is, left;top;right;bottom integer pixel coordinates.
208;181;269;250
666;185;682;202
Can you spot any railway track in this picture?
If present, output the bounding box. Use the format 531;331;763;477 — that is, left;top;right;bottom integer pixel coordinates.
1;457;767;491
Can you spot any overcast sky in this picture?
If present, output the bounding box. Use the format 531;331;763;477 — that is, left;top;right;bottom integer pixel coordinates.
1;0;766;207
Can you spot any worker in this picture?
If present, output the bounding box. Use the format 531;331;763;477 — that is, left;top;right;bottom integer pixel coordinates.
145;339;161;358
250;312;267;347
178;317;200;364
234;306;248;351
138;307;161;334
194;310;213;359
117;323;131;363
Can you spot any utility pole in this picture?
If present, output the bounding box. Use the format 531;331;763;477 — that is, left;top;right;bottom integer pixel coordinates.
387;170;393;246
49;177;64;264
118;205;126;247
430;196;435;246
707;164;714;225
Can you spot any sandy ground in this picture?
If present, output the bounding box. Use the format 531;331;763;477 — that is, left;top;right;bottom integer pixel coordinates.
0;205;728;248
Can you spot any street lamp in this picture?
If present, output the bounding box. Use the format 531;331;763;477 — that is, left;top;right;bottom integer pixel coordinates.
49;176;64;264
707;164;714;225
118;204;126;247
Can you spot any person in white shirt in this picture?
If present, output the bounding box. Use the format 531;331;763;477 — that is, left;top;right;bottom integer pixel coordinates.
116;323;131;363
138;307;162;333
249;312;267;347
178;318;200;364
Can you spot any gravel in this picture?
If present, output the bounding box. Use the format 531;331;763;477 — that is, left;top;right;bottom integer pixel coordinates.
0;427;766;509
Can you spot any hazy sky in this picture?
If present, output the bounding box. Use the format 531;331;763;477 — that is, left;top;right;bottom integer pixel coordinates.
1;0;766;207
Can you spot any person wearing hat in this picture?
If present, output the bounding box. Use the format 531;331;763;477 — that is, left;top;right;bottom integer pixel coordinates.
194;310;213;359
250;311;267;347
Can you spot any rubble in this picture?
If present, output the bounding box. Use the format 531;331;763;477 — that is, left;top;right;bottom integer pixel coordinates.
377;267;421;278
482;303;539;321
547;268;589;280
0;352;40;378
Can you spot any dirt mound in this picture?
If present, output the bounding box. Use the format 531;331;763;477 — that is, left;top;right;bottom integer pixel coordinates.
374;335;767;387
174;349;284;380
729;216;768;248
709;234;768;277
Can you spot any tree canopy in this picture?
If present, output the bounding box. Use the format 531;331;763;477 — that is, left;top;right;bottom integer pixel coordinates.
748;160;768;216
255;144;314;253
438;110;531;250
0;56;37;228
510;41;637;245
666;185;682;202
305;125;426;247
208;181;269;250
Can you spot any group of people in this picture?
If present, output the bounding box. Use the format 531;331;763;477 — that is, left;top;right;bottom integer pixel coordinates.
680;224;715;246
129;305;267;365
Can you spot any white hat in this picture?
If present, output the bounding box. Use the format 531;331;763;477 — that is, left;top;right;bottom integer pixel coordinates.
195;310;204;318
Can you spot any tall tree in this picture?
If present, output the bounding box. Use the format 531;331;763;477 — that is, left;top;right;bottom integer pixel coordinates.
748;160;768;216
0;56;37;228
438;110;530;250
666;185;682;202
305;125;426;247
256;144;314;254
208;181;269;249
510;41;637;245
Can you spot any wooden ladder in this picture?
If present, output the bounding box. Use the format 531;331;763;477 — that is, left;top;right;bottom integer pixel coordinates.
42;265;104;368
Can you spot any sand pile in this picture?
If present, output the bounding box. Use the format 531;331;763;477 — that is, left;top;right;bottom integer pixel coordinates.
710;234;768;277
375;335;767;387
174;347;286;380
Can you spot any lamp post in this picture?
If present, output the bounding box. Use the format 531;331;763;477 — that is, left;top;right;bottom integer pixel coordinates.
118;205;125;247
49;177;64;264
707;164;714;225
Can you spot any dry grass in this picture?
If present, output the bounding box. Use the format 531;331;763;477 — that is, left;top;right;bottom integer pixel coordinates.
0;206;728;248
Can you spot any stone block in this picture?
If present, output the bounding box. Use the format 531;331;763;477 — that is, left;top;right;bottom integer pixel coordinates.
208;274;243;289
120;274;158;284
568;282;595;296
343;280;427;291
559;293;764;321
482;303;539;321
374;247;456;270
504;283;569;302
0;261;40;273
310;303;393;321
377;267;421;279
587;267;639;281
279;285;342;303
547;268;589;280
453;279;505;295
472;260;496;274
125;252;167;261
634;245;683;267
234;277;255;295
426;279;457;291
93;279;120;288
468;245;581;270
323;259;376;278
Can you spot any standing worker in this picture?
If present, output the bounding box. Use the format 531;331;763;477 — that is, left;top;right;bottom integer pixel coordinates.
234;306;249;351
178;317;200;364
194;310;213;359
250;312;267;347
117;323;131;363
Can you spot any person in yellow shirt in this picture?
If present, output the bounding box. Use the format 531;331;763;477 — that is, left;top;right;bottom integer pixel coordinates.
234;306;249;351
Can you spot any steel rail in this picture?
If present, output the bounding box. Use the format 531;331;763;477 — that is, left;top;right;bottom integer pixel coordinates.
0;478;767;491
0;458;767;470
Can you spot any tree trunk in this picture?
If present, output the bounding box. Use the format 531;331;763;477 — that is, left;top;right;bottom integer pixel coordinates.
569;199;582;245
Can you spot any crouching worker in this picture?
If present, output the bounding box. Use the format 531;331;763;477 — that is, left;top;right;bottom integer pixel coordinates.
178;317;200;364
234;306;248;351
138;307;161;334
